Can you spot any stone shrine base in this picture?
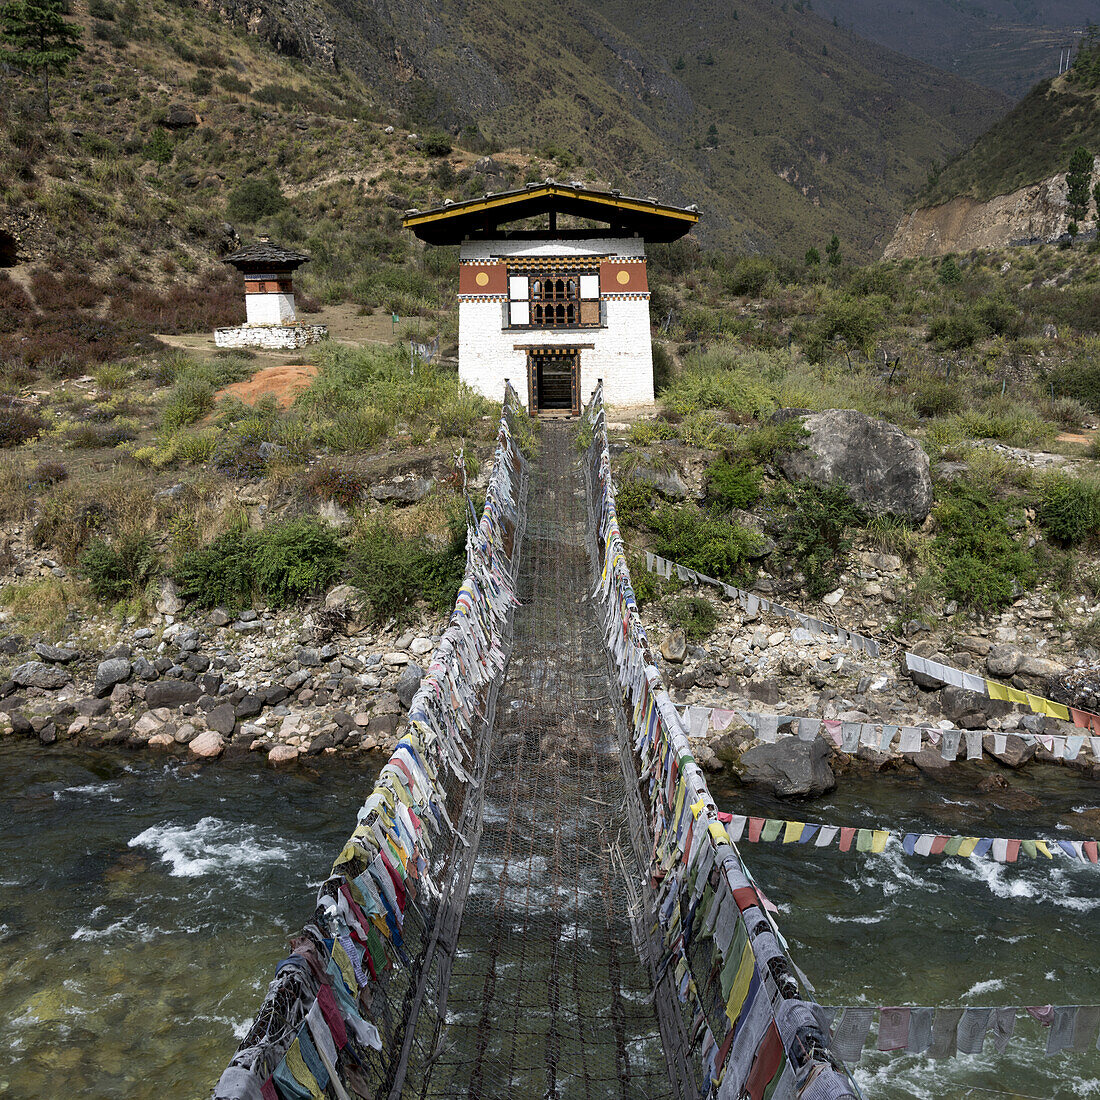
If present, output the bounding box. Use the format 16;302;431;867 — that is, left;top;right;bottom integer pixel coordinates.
214;323;328;350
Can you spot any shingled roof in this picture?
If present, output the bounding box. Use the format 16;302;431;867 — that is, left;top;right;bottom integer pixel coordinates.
222;243;310;269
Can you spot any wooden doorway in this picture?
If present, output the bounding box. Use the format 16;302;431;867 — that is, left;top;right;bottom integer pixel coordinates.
527;348;579;416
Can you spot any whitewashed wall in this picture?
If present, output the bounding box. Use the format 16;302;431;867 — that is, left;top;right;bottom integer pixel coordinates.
457;238;654;408
245;292;297;325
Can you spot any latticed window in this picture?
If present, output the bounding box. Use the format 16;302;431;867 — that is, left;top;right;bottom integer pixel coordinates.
508;271;600;328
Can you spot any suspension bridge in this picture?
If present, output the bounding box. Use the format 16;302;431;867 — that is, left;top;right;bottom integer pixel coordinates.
212;383;858;1100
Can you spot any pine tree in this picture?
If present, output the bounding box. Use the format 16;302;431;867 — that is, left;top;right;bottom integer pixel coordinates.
825;234;841;267
1066;146;1094;229
804;246;820;266
0;0;83;117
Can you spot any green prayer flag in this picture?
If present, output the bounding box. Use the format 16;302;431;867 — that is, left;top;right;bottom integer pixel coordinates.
760;818;783;842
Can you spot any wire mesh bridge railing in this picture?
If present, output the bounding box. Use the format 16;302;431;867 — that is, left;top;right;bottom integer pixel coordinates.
212;382;858;1100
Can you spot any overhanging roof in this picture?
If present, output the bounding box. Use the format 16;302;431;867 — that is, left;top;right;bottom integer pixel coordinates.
402;183;699;245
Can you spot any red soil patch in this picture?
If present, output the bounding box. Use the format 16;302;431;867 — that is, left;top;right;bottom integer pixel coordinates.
1057;430;1096;446
216;364;318;409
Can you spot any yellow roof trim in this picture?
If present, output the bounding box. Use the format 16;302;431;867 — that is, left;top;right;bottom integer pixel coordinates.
402;184;699;230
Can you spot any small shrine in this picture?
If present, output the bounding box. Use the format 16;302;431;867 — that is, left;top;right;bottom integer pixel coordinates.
214;242;327;350
403;182;698;414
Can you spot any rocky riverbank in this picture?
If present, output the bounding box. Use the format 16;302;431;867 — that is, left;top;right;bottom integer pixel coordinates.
0;585;445;767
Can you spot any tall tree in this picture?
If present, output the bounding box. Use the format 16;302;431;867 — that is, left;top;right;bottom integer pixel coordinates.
0;0;83;117
1066;145;1094;229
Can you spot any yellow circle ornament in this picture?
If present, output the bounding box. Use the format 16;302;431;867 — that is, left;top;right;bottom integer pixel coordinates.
475;271;490;287
616;269;631;285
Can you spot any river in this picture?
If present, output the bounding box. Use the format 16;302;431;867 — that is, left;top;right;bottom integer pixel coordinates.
1;744;1097;1099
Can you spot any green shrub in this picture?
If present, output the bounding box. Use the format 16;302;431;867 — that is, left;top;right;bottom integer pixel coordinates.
162;376;214;429
705;458;762;510
652;343;675;395
938;256;962;285
629;419;678;446
348;510;465;625
651;504;762;584
79;534;159;600
0;407;45;447
306;465;367;508
767;480;864;598
174;518;345;609
912;378;962;418
928;308;984;350
1046;344;1100;411
1037;473;1100;548
933;485;1037;611
660;346;779;417
614;477;657;529
226;176;286;222
252;518;344;607
627;551;660;604
667;595;718;640
726;418;808;465
803;295;885;360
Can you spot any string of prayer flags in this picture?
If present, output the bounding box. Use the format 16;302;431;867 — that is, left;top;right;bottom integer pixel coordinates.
214;385;530;1100
904;652;1098;731
584;384;860;1100
717;812;1098;865
677;703;1100;765
646;550;882;657
825;1004;1100;1063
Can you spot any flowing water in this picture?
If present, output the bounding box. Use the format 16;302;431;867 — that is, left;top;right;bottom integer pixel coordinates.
2;744;1098;1099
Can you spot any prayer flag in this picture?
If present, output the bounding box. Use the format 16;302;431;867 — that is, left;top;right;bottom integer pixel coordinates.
876;1007;910;1051
830;1008;873;1064
956;1008;991;1055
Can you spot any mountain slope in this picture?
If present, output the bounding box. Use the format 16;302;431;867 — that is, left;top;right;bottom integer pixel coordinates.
212;0;1007;257
811;0;1095;98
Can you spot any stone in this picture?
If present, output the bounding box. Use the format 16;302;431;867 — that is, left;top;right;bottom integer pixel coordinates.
626;464;689;501
155;577;184;615
903;748;954;776
75;697;109;718
747;680;780;706
235;694;265;719
367;712;402;741
148;733;176;750
822;589;844;606
144;681;203;708
778;408;933;521
410;638;434;656
234;620;265;633
383;652;409;666
34;642;79;663
189;730;225;758
175;723;198;744
985;645;1023;678
133;712;164;737
372;692;402;717
739;738;836;798
982;733;1036;769
207;703;237;736
12;661;72;690
184;652;211;673
132;656;159;681
661;630;687;663
93;658;131;697
1013;655;1067;687
370;478;433;505
284;669;311;691
164;104;199;128
396;664;423;709
295;647;322;667
306;730;337;755
209;608;231;627
939;686;1010;729
105;643;133;660
268;744;299;765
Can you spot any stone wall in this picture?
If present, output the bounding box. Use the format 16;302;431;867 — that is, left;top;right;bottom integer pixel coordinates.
214;323;328;350
245;291;297;325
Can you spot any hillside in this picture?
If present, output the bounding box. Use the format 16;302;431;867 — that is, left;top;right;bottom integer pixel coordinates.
198;0;1006;257
885;40;1100;257
812;0;1095;98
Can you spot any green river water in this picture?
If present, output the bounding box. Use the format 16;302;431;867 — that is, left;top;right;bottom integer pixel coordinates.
1;743;1097;1099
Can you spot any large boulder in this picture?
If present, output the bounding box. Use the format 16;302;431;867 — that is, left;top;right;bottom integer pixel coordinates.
627;464;689;501
395;664;423;709
940;685;1011;729
94;658;132;697
739;738;836;798
778;408;933;521
144;681;203;708
11;661;71;690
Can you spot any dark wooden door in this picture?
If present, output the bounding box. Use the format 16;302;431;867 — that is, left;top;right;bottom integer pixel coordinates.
529;350;579;415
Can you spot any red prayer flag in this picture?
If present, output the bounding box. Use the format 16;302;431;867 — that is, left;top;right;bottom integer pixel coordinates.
1084;841;1098;863
929;835;948;855
744;1022;785;1100
839;827;856;853
748;817;765;842
1006;839;1021;863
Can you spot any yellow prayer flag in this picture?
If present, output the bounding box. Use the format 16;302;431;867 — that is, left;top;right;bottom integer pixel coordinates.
1008;687;1029;705
783;821;805;844
285;1038;325;1099
986;681;1010;701
708;822;731;846
724;940;756;1026
871;830;890;854
691;799;706;819
1035;840;1053;859
957;837;980;857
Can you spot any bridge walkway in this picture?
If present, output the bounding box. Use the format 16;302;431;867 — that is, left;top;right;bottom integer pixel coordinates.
416;423;675;1100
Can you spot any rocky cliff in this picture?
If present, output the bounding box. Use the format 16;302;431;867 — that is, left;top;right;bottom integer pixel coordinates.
884;155;1100;258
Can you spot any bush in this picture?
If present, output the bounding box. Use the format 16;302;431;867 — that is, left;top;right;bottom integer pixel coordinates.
933;485;1037;611
306;465;367;509
162;375;215;429
667;595;718;640
651;504;762;583
767;480;864;597
252;518;344;607
348;510;465;624
29;461;68;486
705;458;762;510
661;346;779;417
1037;473;1100;547
226;176;286;222
1046;345;1100;411
79;534;159;600
629;419;678;446
928;308;984;350
912;378;962;418
614;478;656;529
174;518;345;609
0;406;45;447
727;418;808;465
803;295;885;360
